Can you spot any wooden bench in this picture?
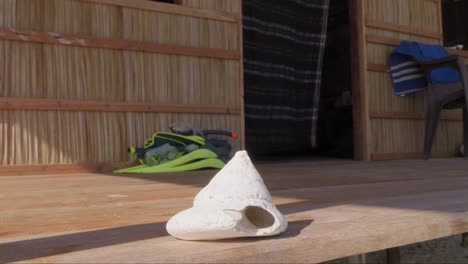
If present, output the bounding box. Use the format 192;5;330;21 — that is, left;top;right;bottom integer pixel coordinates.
1;159;468;263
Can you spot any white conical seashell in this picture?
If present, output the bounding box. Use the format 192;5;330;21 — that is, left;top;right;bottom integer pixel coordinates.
166;151;288;241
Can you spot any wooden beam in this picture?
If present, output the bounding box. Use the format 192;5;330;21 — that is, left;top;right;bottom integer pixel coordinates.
349;0;371;160
78;0;238;23
237;4;246;150
367;34;401;46
174;0;187;6
366;34;468;60
370;111;463;122
348;254;366;264
366;19;442;40
368;63;389;72
436;0;443;43
386;248;401;264
0;27;240;60
367;36;468;56
0;97;241;115
448;49;468;58
462;233;468;248
371;151;457;161
0;163;121;176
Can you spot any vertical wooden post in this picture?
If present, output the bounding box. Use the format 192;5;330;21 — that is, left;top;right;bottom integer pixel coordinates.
437;0;443;45
175;0;187;6
462;233;468;248
386;247;401;264
349;253;367;264
348;0;370;161
238;0;245;150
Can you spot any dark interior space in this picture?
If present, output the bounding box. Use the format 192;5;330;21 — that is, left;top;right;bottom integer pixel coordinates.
242;0;331;159
442;0;468;49
243;0;354;161
314;0;353;158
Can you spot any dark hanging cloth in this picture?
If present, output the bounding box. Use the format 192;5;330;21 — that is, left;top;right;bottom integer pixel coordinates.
243;0;330;156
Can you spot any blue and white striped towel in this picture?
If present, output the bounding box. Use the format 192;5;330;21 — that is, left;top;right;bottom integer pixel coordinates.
388;41;461;96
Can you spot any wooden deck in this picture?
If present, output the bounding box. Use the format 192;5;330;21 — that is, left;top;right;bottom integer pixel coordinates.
2;158;468;263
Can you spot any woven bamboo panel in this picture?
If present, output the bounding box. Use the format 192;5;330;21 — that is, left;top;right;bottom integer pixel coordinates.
14;0;44;31
0;110;240;165
370;119;462;154
186;0;241;13
0;111;88;165
366;0;441;33
85;112;128;162
368;71;426;113
0;0;16;27
122;7;238;50
363;0;467;159
3;0;238;48
0;0;242;166
1;41;125;101
0;41;44;98
123;51;239;105
42;0;123;39
367;42;394;65
42;45;125;101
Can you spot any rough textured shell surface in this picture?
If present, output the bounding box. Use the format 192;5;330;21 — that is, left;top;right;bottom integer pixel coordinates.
166;151;288;241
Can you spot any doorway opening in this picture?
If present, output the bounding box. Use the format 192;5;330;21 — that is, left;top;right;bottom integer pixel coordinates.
442;0;468;50
314;0;353;159
242;0;354;161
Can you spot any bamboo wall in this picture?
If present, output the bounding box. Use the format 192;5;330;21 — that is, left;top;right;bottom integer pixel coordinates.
354;0;467;160
0;0;243;168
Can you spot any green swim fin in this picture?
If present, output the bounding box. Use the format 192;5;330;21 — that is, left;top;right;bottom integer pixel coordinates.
114;149;224;174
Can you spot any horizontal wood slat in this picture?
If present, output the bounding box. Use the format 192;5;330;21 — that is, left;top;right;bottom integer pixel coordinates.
366;19;442;40
371;151;458;161
367;34;401;46
0;98;241;115
370;111;463;121
0;27;240;60
78;0;238;23
368;63;389;72
0;163;119;176
367;36;468;60
448;49;468;58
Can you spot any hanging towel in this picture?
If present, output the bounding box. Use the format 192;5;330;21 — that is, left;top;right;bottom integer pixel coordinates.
388;41;461;96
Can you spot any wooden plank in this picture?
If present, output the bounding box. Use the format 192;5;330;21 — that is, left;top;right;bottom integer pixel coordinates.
0;163;120;176
386;248;401;264
348;254;366;264
0;97;241;115
366;19;442;40
0;27;240;60
367;35;468;58
367;34;401;46
436;0;443;39
2;166;468;263
349;0;370;160
462;233;468;248
448;49;468;58
370;111;463;121
175;0;187;6
237;3;245;150
371;152;458;160
368;63;389;72
6;172;468;213
78;0;238;23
